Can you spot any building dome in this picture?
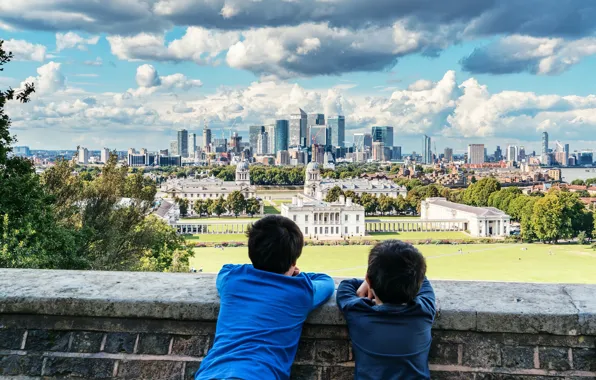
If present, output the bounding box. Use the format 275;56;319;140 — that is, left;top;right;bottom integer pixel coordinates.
306;161;320;171
236;161;249;172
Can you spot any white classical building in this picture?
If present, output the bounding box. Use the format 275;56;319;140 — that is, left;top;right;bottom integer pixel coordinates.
280;162;366;239
303;161;406;198
161;161;256;201
420;197;511;237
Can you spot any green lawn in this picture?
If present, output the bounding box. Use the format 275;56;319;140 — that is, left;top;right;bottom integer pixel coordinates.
186;234;247;242
189;244;596;284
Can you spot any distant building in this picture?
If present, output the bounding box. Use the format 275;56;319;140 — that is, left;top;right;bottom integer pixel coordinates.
170;140;178;156
257;132;269;155
541;131;549;157
289;109;307;147
249;125;264;152
100;148;110;164
202;126;212;151
307;113;325;145
13;146;30;157
312;144;325;164
372;141;385;161
421;198;511;237
507;145;517;163
392;146;402;160
288;147;307;165
162;161;255;200
327;116;345;148
467;144;485;164
284;162;365;238
158;155;182;167
230;132;242;153
372;126;394;147
310;125;330;146
578;151;593;166
188;133;197;158
444;148;453;162
548;168;562;181
265;124;276;155
128;148;156;167
177;129;189;158
495;146;503;161
276;150;290;166
423;135;432;164
78;147;89;165
275;120;289;152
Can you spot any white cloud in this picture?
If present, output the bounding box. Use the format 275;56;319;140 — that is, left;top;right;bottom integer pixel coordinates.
19;61;65;94
3;39;46;61
83;57;104;66
56;32;100;51
128;64;202;96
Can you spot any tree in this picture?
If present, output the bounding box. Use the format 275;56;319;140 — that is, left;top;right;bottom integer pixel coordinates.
531;190;586;243
210;196;226;217
245;198;261;217
193;199;209;217
576;190;590;198
571;179;586;186
343;190;360;204
360;193;378;215
395;195;408;213
325;186;344;202
205;198;214;217
176;198;190;217
464;177;501;206
378;195;394;215
586;178;596;186
226;191;246;217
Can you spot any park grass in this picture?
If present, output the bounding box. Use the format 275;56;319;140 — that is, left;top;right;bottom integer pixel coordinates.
189;243;596;284
186;234;247;242
263;205;280;214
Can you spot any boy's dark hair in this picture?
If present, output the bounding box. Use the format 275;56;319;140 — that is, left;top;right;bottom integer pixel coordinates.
367;240;426;304
246;215;304;274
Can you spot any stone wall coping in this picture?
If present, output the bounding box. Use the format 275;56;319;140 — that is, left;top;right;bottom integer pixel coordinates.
0;269;594;336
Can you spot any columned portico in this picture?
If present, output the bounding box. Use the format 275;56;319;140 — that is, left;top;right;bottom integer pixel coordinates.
365;219;467;233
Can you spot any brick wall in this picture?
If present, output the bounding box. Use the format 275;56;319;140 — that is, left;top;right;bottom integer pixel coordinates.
0;270;595;379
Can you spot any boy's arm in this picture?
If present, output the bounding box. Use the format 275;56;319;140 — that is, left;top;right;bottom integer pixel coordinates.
336;278;364;311
215;264;238;294
304;273;335;309
417;277;436;316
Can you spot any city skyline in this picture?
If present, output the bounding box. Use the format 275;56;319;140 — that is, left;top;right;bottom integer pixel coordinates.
3;3;596;151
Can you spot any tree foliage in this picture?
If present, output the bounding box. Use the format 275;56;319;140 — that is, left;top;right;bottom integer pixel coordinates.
463;177;501;206
226;191;246;217
324;186;344;202
245;198;261;217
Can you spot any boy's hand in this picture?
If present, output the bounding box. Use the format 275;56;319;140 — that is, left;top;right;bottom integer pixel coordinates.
292;267;301;276
357;281;374;300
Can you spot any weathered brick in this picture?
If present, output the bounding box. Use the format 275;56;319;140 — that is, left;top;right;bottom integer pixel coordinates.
295;340;316;362
539;347;570;371
501;346;535;368
25;330;71;351
290;364;320;380
104;332;136;354
429;341;459;365
573;348;596;371
476;375;562;380
137;333;171;355
0;328;24;349
43;357;114;378
431;372;475;380
71;331;104;353
171;335;209;357
315;340;350;363
0;355;43;376
302;325;349;339
184;361;201;380
502;333;593;349
117;360;183;380
462;341;501;367
320;366;353;380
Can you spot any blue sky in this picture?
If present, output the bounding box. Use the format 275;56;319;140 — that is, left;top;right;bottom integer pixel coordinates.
2;0;596;153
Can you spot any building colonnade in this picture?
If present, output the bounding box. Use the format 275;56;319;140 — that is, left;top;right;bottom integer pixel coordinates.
365;219;467;233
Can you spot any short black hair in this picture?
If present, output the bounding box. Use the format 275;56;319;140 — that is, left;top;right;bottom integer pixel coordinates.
246;215;304;274
367;240;426;304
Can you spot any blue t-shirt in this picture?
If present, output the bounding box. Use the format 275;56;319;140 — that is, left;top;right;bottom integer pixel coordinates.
336;278;436;380
196;264;335;380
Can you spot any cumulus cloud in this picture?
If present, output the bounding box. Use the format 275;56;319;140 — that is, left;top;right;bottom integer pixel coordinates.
3;39;46;61
19;61;65;94
56;32;100;51
461;35;596;75
128;64;202;96
107;27;239;64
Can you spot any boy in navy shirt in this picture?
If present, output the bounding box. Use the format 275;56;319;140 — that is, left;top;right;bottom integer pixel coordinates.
337;240;436;380
196;215;335;380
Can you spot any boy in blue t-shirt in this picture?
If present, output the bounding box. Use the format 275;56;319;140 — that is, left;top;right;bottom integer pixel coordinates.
337;240;436;380
196;215;335;380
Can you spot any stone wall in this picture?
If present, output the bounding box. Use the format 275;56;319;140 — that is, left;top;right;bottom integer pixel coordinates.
0;269;595;379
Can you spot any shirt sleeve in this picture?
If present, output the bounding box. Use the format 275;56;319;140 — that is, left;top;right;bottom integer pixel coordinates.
304;273;335;310
417;277;436;317
215;264;237;294
336;278;364;311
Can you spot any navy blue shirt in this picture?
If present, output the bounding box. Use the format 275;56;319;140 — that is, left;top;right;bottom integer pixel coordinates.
336;278;436;380
196;264;335;380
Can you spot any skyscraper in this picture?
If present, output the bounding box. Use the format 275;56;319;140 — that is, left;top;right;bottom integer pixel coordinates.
249;125;265;152
202;125;212;150
170;140;178;155
327;116;345;148
274;120;289;152
257;131;268;155
307;113;325;145
188;133;197;158
78;147;89;165
495;146;503;161
372;141;385;161
467;144;485;164
541;132;549;155
177;129;189;158
444;148;453;162
507;145;517;162
423;135;432;164
289;109;307;147
309;125;330;146
371;126;394;147
101;148;110;164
